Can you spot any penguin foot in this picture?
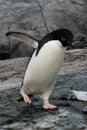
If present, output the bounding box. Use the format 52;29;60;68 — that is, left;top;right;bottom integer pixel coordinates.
22;93;32;104
43;101;57;109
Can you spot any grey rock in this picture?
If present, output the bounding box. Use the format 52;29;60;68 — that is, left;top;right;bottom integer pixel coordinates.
83;106;87;113
9;40;34;58
73;34;87;49
34;108;85;130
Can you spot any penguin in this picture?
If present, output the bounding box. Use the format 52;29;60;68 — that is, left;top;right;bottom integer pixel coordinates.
6;28;73;109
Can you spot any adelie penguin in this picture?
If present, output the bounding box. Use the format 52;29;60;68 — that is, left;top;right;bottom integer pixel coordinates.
6;29;73;109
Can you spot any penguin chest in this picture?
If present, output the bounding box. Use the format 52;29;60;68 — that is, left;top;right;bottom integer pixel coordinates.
23;41;66;89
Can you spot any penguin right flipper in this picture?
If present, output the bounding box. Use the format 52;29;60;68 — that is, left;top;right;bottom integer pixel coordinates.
6;32;39;49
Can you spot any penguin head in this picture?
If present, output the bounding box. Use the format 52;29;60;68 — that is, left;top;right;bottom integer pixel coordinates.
55;29;73;48
42;28;73;48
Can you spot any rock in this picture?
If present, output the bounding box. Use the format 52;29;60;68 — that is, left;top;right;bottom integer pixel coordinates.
0;49;87;129
34;108;85;130
83;106;87;113
9;41;34;58
70;90;87;101
0;0;87;59
73;34;87;49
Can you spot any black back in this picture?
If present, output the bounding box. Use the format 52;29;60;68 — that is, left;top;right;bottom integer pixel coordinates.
36;28;73;56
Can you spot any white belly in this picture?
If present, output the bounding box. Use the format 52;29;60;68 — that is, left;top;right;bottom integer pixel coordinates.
23;40;66;93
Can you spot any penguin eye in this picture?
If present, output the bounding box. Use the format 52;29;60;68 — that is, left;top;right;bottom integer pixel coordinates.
61;37;66;41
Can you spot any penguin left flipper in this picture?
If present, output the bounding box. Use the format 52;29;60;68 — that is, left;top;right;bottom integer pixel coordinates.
6;32;38;49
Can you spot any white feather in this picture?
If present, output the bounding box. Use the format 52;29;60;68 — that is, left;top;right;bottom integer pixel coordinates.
21;40;66;95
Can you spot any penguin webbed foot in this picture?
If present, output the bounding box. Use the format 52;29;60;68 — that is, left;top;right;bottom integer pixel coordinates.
43;100;57;109
22;93;32;104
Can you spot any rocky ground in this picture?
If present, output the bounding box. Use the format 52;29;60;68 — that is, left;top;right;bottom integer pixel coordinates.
0;49;87;130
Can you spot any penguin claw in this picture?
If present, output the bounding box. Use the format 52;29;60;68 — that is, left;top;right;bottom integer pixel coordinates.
22;94;32;104
43;103;57;109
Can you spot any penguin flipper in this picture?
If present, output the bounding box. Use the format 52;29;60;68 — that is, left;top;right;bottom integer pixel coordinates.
6;32;38;49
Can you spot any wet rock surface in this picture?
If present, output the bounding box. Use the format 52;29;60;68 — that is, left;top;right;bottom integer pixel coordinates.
0;49;87;130
0;0;87;59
